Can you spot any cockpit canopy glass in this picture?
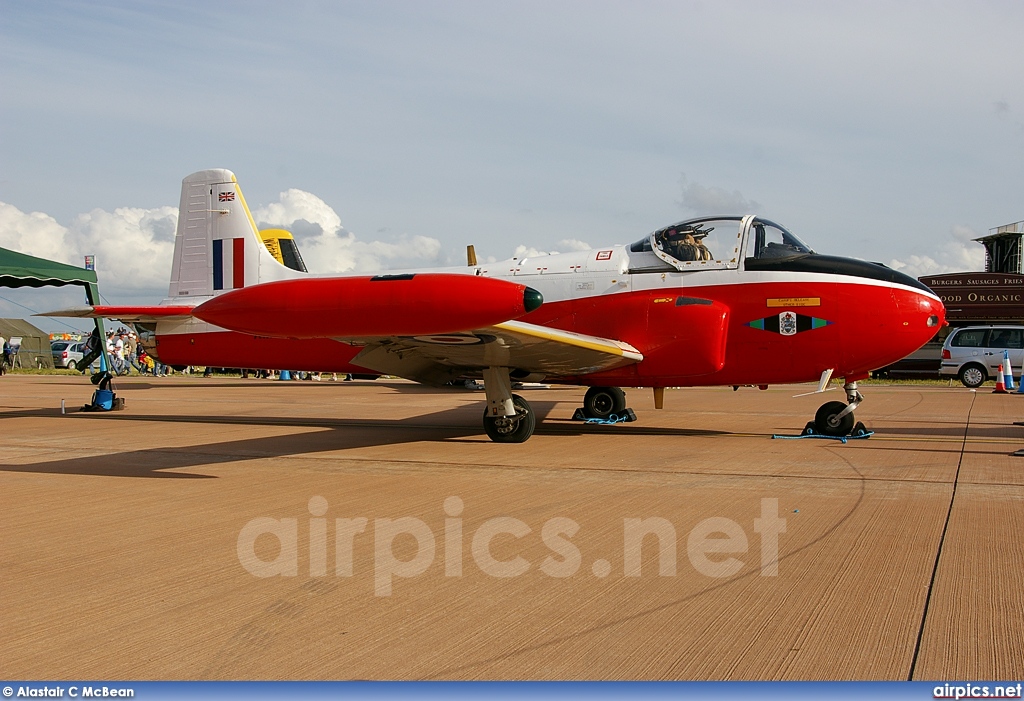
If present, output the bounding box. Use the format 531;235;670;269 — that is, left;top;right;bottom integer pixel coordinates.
631;216;743;261
631;217;737;255
744;219;813;261
629;216;812;269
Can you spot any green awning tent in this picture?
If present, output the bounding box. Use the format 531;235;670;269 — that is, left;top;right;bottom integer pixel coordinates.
0;245;107;369
0;246;100;293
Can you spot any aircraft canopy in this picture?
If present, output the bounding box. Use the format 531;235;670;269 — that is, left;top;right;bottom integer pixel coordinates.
629;216;813;269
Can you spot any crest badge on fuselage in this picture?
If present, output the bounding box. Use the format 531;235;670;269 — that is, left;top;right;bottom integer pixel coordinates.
746;312;833;336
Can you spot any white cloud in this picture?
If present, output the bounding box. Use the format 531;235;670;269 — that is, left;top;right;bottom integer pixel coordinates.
0;203;72;263
254;188;343;240
555;238;592;252
0;201;177;294
512;245;550;258
69;206;178;292
889;225;986;278
950;224;979;245
679;175;760;215
511;239;592;259
253;189;442;273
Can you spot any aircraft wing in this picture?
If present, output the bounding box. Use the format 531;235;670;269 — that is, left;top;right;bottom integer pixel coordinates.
346;320;643;385
41;302;644;385
38;305;196;322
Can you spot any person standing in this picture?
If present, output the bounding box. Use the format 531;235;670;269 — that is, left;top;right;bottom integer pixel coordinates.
105;333;115;371
114;334;125;375
125;332;139;374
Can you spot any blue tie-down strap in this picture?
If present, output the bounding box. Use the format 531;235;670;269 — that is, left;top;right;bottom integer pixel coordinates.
772;421;873;443
571;407;638;424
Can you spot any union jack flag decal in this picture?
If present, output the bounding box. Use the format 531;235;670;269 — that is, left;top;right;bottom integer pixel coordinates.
219;192;235;202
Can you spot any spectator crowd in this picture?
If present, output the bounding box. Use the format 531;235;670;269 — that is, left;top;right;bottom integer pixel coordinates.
100;327;169;376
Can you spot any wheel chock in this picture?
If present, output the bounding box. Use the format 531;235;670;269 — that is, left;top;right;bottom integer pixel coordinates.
571;407;637;424
772;421;873;443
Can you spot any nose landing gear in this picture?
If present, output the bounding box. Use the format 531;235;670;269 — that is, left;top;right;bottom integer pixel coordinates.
811;380;867;437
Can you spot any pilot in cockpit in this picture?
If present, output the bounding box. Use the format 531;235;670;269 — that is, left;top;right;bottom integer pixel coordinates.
661;225;712;262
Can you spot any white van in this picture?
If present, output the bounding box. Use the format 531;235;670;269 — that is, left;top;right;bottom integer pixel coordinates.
939;325;1024;387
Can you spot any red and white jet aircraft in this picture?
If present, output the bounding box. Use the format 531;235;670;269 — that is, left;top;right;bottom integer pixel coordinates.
51;169;945;442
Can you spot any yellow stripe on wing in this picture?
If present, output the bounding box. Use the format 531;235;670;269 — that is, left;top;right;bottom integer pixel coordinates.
494;320;643;362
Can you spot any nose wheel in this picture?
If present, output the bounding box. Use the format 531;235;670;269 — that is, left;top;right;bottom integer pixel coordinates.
811;381;866;437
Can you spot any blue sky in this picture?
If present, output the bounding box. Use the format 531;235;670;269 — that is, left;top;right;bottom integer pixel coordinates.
2;1;1024;331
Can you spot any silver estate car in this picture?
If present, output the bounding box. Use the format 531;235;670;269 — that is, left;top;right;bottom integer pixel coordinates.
50;340;86;370
939;325;1024;388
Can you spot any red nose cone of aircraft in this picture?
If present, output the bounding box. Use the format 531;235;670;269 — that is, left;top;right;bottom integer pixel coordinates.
193;273;543;338
837;278;946;378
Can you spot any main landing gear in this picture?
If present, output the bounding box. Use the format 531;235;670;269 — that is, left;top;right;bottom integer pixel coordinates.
582;386;627;420
569;386;636;424
481;367;536;443
811;380;866;437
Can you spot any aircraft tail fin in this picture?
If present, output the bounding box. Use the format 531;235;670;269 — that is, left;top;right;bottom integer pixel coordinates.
168;169;305;300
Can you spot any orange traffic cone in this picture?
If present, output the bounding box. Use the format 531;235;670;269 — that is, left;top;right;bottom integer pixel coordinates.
994;363;1008;393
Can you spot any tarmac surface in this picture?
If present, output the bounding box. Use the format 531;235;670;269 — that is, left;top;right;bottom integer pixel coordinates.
1;374;1022;680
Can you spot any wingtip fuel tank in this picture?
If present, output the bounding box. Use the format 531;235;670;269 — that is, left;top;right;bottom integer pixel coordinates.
192;273;543;338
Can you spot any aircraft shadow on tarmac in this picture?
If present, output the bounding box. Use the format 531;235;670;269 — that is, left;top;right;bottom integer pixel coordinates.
38;379;491;391
94;379;560;392
876;423;1022;439
0;403;731;480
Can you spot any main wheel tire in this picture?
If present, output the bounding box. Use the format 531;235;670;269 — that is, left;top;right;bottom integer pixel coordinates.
482;394;536;443
959;364;987;388
814;400;855;437
66;360;77;370
583;386;627;420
